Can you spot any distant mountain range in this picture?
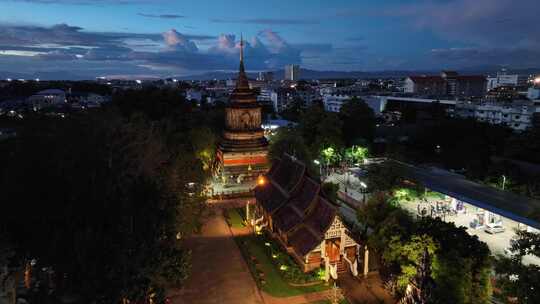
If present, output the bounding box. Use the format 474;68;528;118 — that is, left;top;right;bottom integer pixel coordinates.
0;70;89;81
1;67;539;81
177;67;540;81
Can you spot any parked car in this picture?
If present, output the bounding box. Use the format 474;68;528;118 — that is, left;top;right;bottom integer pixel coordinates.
485;224;505;234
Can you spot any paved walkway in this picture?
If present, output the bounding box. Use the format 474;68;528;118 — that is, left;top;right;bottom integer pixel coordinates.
169;208;264;304
339;272;395;304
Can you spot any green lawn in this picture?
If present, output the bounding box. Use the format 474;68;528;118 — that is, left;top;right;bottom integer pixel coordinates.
225;208;245;228
236;234;329;297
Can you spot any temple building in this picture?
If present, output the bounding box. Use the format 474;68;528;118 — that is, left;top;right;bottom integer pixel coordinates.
215;37;269;183
251;154;372;280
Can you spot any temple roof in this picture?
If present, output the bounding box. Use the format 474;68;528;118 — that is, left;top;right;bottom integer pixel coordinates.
273;177;321;233
256;154;338;257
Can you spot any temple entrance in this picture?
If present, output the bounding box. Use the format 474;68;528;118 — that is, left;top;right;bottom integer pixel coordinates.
325;238;341;262
345;246;356;261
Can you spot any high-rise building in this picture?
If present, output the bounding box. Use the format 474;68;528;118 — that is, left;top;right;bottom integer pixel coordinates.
284;64;300;81
257;71;274;82
215;38;269;183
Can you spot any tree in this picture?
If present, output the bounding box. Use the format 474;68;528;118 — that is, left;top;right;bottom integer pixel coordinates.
0;105;209;302
338;97;376;145
365;161;404;192
269;127;311;162
385;235;438;289
322;182;340;203
190;127;217;172
280;97;305;122
343;145;369;166
357;194;492;303
299;103;344;156
495;229;540;304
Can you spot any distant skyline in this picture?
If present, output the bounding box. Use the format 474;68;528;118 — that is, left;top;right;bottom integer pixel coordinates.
0;0;539;79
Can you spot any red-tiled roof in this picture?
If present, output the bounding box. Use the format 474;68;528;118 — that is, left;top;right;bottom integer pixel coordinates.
256;154;339;257
409;76;445;83
255;182;288;214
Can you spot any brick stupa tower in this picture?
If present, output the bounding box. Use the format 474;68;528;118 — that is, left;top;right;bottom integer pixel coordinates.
215;36;269;183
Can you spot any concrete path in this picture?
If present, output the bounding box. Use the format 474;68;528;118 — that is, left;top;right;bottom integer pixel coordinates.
339;272;395;304
169;208;264;304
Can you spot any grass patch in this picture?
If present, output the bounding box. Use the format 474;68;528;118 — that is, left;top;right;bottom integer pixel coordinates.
225;208;245;228
235;234;329;297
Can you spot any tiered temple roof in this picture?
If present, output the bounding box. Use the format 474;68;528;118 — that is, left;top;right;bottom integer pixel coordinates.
255;154;337;257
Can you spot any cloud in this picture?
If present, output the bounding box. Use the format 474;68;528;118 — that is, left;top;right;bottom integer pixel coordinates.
0;22;306;77
162;29;198;52
138;13;184;19
371;0;540;48
210;18;319;25
429;47;540;69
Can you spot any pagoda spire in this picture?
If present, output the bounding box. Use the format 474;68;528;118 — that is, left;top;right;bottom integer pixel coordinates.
236;33;249;89
240;33;244;64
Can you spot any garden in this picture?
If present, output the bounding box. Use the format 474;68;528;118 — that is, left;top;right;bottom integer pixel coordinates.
234;231;330;297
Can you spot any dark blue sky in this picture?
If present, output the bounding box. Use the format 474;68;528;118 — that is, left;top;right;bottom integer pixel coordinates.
0;0;539;79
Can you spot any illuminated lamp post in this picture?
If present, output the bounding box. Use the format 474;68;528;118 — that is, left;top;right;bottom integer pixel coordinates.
257;175;267;187
314;160;322;179
360;181;367;203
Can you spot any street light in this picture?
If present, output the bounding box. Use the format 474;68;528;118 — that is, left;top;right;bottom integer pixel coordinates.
360;182;367;203
314;159;322;179
257;175;267;186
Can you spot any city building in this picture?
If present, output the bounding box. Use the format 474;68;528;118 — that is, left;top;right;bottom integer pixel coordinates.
323;94;351;112
215;39;269;183
405;71;486;97
253;154;367;279
257;71;274;82
441;71;486;97
455;100;539;132
257;87;274;108
27;89;67;109
487;70;529;91
404;76;446;96
270;87;295;113
67;91;107;106
295;86;320;107
284;64;300;81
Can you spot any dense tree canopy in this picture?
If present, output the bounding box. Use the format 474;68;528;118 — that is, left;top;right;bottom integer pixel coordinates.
0;89;218;303
338;97;376;145
358;194;492;304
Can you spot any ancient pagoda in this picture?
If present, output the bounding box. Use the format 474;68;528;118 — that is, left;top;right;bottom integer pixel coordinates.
215;36;269;184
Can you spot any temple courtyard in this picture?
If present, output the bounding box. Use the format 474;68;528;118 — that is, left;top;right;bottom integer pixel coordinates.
169;198;393;304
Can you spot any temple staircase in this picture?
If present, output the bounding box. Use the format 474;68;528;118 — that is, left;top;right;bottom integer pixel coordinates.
330;259;348;274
